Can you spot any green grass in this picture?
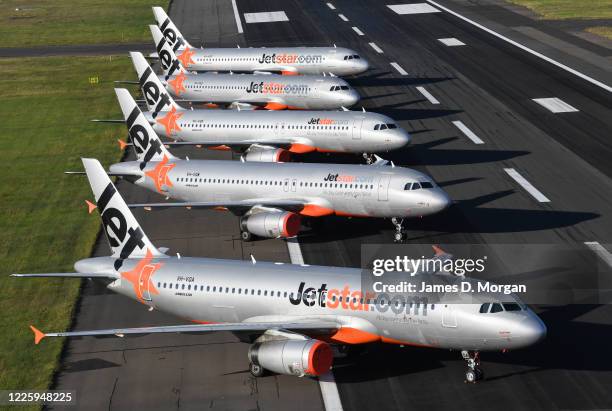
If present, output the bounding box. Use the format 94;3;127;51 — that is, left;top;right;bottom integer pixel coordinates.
586;26;612;40
0;0;161;47
0;55;133;395
509;0;612;20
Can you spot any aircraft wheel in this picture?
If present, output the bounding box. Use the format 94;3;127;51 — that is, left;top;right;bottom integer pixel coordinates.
465;369;477;383
249;362;266;377
241;231;253;241
394;232;403;242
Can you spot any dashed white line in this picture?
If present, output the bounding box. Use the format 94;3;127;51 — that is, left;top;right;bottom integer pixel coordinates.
244;11;289;23
338;14;349;21
352;26;364;36
425;0;612;93
326;2;336;10
451;120;484;144
285;238;343;411
532;98;579;113
387;3;440;14
390;62;408;75
584;242;612;268
438;37;465;46
368;42;384;53
231;0;244;33
504;168;550;203
416;86;440;104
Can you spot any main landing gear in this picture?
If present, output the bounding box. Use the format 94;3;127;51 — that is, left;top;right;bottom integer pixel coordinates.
391;217;405;242
462;350;484;383
363;153;375;165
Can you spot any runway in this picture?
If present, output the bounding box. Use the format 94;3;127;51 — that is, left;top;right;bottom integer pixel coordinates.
51;0;612;409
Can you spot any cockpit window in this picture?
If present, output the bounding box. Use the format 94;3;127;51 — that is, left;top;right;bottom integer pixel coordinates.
479;303;490;313
340;85;349;90
386;123;398;129
420;182;433;189
503;303;522;311
490;303;503;313
411;182;421;190
353;55;360;59
404;183;412;190
374;124;380;131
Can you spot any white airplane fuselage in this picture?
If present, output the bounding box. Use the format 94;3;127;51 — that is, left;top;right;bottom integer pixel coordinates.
75;255;546;351
110;160;451;218
159;73;360;110
148;109;411;154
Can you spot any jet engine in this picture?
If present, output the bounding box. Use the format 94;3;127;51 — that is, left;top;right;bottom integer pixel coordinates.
240;211;301;239
248;338;333;377
242;145;291;162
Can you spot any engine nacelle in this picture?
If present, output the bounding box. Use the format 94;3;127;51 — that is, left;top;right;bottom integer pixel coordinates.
248;339;333;377
242;146;291;162
241;211;301;238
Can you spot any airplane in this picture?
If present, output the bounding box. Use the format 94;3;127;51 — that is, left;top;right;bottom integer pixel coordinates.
151;6;369;76
90;88;450;242
117;51;410;162
14;159;546;383
147;25;360;110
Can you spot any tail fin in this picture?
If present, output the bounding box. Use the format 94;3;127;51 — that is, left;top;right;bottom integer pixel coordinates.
150;24;188;76
82;158;163;268
129;51;180;116
114;88;176;166
152;6;193;49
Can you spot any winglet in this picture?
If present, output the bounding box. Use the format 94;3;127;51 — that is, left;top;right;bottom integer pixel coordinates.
432;245;446;256
85;200;97;214
30;325;45;345
117;139;128;150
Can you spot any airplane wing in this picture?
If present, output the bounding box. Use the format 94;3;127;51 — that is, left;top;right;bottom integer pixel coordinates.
129;199;308;214
137;139;297;150
29;320;339;344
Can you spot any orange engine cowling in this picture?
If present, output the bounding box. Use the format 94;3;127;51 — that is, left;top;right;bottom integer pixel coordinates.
240;211;301;239
242;146;291;162
248;339;333;377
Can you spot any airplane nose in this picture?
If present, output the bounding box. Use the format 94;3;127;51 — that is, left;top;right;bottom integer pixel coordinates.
390;130;411;149
357;58;369;73
431;190;451;212
520;314;547;346
343;89;360;107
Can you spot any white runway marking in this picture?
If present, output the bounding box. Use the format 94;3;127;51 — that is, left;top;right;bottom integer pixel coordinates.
244;11;289;23
584;242;612;268
231;0;244;33
452;120;484;144
369;42;384;53
338;14;349;21
390;62;408;75
387;3;440;14
416;86;440;104
438;37;465;46
533;98;579;113
504;168;550;203
286;238;343;411
327;2;336;10
352;26;365;36
425;0;612;93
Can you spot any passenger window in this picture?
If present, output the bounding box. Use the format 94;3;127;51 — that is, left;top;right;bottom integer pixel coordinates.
491;303;503;313
479;303;490;313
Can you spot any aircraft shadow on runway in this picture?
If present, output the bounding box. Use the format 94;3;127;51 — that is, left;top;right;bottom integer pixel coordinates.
299;190;598;244
351;71;455;88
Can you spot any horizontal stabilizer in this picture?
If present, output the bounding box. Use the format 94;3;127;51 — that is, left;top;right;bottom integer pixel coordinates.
64;171;141;177
90;119;125;124
12;272;119;279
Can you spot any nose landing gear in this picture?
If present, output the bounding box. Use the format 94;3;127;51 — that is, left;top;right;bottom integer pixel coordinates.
391;217;405;242
462;350;484;383
363;153;375;165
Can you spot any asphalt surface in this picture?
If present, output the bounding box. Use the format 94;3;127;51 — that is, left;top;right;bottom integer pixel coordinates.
50;0;612;410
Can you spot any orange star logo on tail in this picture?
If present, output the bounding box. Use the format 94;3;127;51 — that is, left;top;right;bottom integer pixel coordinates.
120;249;162;303
178;46;195;68
156;106;183;136
145;154;176;193
168;71;187;95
